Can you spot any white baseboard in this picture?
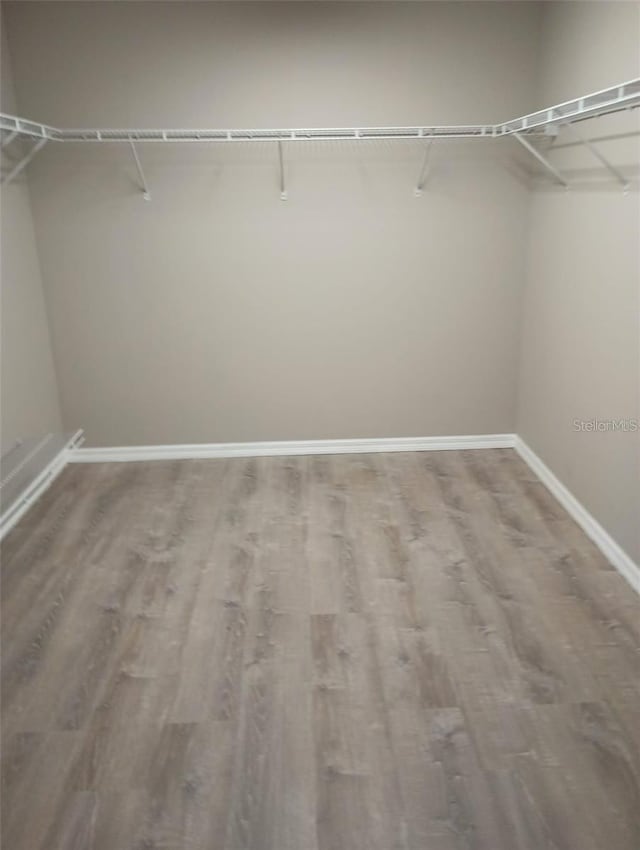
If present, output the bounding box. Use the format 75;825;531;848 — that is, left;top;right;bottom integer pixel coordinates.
0;430;84;541
10;429;637;596
69;433;516;463
514;436;640;595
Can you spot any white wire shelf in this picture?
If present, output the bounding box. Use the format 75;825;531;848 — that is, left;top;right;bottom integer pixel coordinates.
0;120;502;143
2;79;638;194
1;79;638;145
496;79;640;135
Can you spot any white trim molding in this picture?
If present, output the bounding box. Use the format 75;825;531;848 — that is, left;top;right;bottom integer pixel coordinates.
70;433;516;463
0;430;84;540
514;436;640;595
5;429;638;596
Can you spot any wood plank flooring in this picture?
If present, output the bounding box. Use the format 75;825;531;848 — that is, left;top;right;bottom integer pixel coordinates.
2;448;639;850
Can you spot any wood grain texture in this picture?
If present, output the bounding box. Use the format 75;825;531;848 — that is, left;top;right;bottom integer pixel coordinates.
2;449;639;850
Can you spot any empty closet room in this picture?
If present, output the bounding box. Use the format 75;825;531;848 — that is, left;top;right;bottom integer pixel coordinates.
1;1;639;848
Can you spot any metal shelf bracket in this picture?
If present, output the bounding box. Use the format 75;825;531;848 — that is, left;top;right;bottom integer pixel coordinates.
129;140;151;201
414;139;434;196
277;140;287;200
1;130;19;149
1;137;47;186
514;133;569;189
564;123;631;193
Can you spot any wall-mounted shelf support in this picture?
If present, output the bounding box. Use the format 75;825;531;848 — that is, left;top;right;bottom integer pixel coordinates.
277;140;287;200
563;122;630;192
1;130;18;149
1;137;47;186
129;140;151;201
514;132;569;188
414;139;434;196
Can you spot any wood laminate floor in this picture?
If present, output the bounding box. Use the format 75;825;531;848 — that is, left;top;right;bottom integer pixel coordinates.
2;449;639;850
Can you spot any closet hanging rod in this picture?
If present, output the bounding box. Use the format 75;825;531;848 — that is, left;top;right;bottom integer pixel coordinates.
1;78;638;145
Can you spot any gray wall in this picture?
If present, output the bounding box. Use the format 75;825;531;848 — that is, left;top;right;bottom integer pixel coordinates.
517;1;640;564
0;17;62;454
3;1;539;446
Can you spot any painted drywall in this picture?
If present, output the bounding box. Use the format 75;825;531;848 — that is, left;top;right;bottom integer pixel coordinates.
0;17;62;455
517;2;640;564
3;1;539;446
